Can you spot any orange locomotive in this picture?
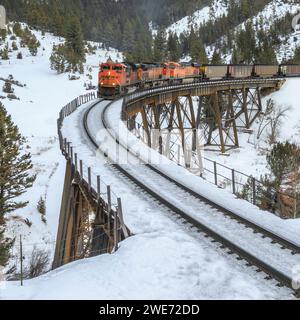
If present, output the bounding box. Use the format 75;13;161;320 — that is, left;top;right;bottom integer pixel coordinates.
98;60;201;97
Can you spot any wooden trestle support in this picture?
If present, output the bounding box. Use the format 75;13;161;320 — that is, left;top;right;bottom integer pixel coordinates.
124;80;284;164
52;156;129;269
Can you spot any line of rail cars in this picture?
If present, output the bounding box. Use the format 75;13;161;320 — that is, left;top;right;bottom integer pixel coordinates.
98;60;300;97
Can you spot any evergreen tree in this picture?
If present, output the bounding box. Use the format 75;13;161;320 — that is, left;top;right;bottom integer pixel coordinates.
267;142;300;188
188;27;207;63
122;20;135;53
231;46;240;64
0;103;36;219
50;15;86;73
65;16;85;62
211;48;223;64
37;196;46;215
0;43;9;60
153;28;167;61
0;225;11;267
167;32;180;61
17;52;23;59
0;103;36;266
236;21;256;63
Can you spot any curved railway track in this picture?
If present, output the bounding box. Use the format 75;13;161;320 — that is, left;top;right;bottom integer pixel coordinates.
83;97;300;296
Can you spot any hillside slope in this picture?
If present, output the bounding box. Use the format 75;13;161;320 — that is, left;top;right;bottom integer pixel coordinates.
0;22;122;272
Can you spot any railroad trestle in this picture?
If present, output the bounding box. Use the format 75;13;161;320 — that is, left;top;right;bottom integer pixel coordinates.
123;79;284;160
53;94;129;269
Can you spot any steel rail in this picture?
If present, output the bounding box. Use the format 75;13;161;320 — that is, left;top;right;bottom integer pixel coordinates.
123;77;284;106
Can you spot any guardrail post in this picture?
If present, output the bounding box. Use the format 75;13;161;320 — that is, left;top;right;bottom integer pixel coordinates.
117;198;129;238
107;186;111;236
67;142;71;159
70;147;74;164
114;210;118;251
80;160;83;178
64;138;67;153
232;169;236;195
75;153;78;173
97;175;101;197
214;161;218;186
88;167;92;190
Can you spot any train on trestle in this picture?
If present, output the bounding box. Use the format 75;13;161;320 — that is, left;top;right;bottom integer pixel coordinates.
98;59;300;98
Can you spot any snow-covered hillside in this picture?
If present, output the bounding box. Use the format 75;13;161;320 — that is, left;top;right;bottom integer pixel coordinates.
165;0;300;62
166;0;229;36
219;0;300;62
0;23;122;272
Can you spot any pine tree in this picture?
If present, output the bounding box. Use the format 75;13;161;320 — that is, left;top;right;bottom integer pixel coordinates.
2;82;13;94
188;27;208;63
211;48;223;64
50;44;68;73
12;41;18;51
0;226;11;267
167;32;180;61
122;20;135;53
0;29;7;42
0;44;9;60
0;103;36;220
231;46;240;64
153;28;167;61
65;16;85;62
0;103;36;266
267;142;300;188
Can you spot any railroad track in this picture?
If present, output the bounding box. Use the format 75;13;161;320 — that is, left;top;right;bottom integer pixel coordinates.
83;98;300;296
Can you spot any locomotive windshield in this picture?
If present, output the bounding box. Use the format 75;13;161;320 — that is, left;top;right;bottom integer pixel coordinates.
101;65;110;71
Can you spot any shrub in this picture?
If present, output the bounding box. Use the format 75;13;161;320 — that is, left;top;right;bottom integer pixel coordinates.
37;197;46;215
12;41;18;51
2;82;14;94
26;248;50;279
0;44;9;60
267;141;300;187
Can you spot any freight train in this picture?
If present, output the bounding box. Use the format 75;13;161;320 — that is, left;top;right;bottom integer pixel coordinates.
98;60;300;98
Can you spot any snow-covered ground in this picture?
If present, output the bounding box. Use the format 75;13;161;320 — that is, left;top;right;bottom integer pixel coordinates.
0;23;122;271
1;99;295;300
0;235;293;300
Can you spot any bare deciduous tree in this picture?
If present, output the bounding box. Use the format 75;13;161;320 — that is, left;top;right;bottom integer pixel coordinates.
255;99;291;145
26;247;50;279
